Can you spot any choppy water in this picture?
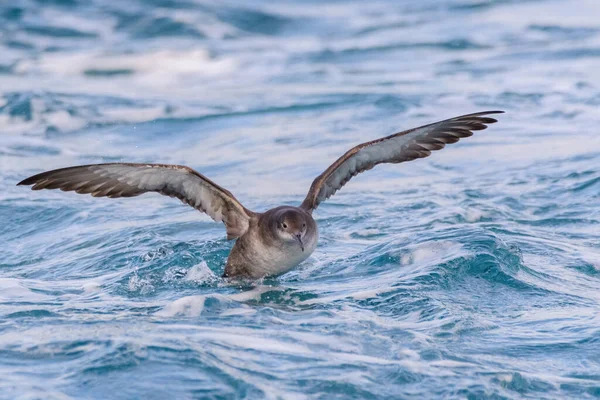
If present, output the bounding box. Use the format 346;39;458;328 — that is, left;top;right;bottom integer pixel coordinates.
2;0;600;398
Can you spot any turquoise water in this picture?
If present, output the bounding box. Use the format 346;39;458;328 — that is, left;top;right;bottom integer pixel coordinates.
2;0;600;398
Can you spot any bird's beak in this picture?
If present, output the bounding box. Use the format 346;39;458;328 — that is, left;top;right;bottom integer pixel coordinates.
294;233;304;252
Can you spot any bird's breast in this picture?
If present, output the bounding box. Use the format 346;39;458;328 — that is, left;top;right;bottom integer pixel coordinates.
229;228;318;278
259;233;318;277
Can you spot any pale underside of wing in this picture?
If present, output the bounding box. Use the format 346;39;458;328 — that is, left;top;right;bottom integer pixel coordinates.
18;163;253;239
301;111;504;212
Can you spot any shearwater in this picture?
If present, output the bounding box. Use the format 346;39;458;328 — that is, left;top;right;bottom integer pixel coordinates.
18;111;503;279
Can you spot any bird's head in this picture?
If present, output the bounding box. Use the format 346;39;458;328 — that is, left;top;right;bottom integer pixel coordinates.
275;209;308;252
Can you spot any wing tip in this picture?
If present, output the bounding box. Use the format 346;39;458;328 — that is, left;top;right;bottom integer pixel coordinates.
17;176;37;186
458;110;504;125
17;169;54;187
479;110;504;120
468;110;504;117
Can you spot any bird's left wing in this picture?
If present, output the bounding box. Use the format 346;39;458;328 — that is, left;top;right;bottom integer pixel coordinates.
18;163;254;239
300;111;503;212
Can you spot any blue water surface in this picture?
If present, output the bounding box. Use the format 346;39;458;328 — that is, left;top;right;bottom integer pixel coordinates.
2;0;600;398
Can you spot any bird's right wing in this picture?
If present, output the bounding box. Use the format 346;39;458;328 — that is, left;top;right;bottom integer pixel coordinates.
18;163;254;239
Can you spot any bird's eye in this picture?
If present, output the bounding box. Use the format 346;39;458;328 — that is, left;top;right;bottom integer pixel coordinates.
282;223;287;229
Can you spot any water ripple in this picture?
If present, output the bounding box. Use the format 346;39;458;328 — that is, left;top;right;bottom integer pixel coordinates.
3;0;600;398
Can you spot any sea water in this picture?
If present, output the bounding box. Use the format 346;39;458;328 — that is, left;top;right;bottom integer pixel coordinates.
2;0;600;398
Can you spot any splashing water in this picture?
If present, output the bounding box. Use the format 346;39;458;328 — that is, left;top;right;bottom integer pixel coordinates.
2;0;600;398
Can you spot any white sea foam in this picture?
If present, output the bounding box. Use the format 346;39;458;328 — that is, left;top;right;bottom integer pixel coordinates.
464;209;486;223
184;261;218;283
4;0;600;397
128;274;154;295
156;285;280;317
400;241;462;266
81;281;102;293
155;295;207;317
0;279;49;302
15;49;236;78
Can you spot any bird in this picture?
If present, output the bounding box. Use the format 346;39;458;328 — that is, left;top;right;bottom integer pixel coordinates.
18;111;503;279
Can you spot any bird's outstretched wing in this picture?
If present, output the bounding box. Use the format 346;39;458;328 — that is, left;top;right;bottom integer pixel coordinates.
300;111;504;212
18;163;254;239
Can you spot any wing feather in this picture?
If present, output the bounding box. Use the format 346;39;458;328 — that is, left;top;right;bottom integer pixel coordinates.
18;163;254;239
301;111;503;212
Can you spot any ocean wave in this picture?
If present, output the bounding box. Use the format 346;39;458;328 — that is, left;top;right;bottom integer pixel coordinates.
3;0;600;398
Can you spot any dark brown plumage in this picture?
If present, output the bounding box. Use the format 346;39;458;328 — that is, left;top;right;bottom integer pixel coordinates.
300;111;503;211
18;163;254;240
18;110;503;278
